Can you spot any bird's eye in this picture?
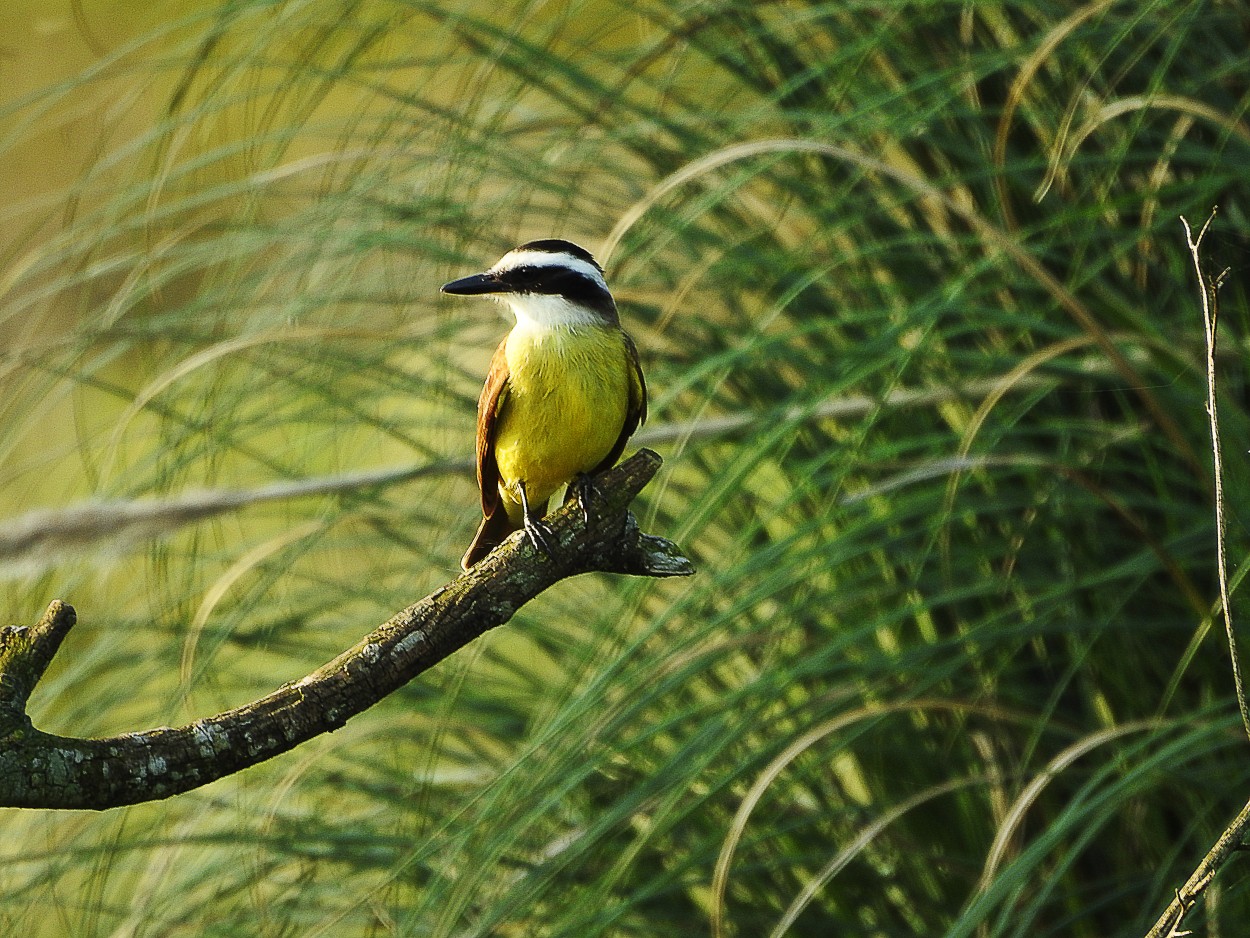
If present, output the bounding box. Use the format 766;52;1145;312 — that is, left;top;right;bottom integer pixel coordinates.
513;268;541;291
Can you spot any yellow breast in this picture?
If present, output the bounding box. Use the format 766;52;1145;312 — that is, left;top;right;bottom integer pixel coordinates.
493;323;631;515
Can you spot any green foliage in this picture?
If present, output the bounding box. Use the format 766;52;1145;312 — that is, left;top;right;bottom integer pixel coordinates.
3;0;1250;934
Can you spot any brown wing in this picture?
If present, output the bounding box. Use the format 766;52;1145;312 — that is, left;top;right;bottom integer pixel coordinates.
593;331;647;474
476;337;510;517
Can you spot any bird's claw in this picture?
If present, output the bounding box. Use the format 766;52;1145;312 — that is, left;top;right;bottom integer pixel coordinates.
524;517;558;561
568;473;597;526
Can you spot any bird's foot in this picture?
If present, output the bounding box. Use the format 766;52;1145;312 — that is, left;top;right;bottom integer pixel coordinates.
519;482;557;561
523;516;558;561
567;473;598;526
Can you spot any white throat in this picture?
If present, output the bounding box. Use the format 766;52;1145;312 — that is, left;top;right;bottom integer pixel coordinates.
502;293;606;331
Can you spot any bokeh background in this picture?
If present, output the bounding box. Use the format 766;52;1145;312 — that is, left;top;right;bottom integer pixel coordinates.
3;1;1250;935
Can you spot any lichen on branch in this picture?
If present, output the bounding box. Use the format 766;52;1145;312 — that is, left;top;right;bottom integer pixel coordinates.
0;450;691;811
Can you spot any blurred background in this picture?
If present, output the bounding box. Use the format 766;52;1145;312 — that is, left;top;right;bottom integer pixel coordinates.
2;1;1250;934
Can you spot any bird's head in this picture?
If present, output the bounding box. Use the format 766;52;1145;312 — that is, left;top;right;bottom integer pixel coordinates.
441;238;618;329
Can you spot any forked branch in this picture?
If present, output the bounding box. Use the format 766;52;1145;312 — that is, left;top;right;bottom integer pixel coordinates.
0;449;692;811
1143;212;1244;938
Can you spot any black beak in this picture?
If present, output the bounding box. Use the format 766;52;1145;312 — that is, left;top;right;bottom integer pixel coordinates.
441;272;501;296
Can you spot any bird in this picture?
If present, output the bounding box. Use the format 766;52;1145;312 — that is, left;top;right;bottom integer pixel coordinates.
442;238;647;571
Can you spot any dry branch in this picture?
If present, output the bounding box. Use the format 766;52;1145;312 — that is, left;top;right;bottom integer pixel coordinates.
1143;212;1246;937
0;449;691;811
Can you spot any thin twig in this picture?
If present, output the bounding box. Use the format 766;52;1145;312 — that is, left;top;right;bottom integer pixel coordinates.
1145;794;1250;938
1144;210;1246;938
1181;209;1246;740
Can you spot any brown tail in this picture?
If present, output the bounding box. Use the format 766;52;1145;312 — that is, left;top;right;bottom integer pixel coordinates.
461;510;520;571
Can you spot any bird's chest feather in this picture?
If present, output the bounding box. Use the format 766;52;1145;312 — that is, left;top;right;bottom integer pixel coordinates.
494;325;629;501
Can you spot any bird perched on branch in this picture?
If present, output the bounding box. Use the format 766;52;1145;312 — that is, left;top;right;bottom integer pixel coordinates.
443;239;647;570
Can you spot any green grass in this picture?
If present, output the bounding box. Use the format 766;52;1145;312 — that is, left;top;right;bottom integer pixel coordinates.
3;0;1250;935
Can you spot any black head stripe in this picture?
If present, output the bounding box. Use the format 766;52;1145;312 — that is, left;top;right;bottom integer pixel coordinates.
498;264;617;321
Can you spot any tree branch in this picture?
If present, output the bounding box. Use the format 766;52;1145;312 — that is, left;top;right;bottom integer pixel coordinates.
0;449;692;811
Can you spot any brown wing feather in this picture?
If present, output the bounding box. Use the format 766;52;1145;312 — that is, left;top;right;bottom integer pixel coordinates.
461;507;517;571
593;331;647;474
462;338;515;571
475;338;510;517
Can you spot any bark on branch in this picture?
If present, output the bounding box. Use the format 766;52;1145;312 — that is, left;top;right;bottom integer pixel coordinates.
0;449;692;811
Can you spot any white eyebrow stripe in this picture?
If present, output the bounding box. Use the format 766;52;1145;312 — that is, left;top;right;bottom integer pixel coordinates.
491;250;608;290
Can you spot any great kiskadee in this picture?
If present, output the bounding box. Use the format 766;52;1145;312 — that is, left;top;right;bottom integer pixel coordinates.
442;239;647;571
